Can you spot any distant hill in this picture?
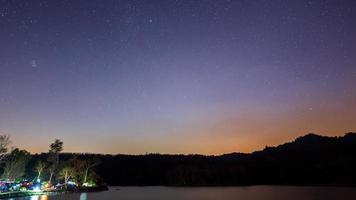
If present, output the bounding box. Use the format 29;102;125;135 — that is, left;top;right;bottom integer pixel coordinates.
30;133;356;186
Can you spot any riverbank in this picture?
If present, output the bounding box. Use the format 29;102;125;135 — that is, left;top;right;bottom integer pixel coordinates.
0;191;56;199
0;186;109;199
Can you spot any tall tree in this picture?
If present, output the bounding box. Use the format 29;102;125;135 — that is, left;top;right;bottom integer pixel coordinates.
72;158;99;185
59;166;75;185
34;161;46;181
58;161;75;186
49;139;63;164
83;159;99;184
47;163;56;184
47;139;64;183
0;135;11;163
1;148;30;180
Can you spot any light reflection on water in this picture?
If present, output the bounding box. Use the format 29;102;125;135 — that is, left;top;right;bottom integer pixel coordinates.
29;195;47;200
40;195;48;200
80;193;87;200
30;196;39;200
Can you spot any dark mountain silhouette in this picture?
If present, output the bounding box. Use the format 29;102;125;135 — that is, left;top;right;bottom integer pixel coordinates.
29;132;356;186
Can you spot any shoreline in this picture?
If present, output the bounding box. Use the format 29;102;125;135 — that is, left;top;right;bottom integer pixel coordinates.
108;183;356;188
0;186;109;199
1;184;355;199
0;191;61;199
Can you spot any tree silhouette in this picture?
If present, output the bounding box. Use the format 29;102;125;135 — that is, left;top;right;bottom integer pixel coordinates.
1;148;30;180
49;139;63;164
0;135;11;163
47;139;64;184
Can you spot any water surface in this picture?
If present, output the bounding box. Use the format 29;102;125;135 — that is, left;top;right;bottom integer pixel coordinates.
11;186;356;200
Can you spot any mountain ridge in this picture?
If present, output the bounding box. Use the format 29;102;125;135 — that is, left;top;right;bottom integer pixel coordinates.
29;132;356;186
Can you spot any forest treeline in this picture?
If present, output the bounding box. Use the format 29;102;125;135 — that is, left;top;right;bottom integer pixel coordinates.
0;138;103;190
25;132;356;186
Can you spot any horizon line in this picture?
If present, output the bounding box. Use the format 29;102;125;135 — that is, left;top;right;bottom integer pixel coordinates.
26;132;355;156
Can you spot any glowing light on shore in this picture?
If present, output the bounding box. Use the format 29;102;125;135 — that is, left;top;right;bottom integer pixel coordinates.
32;186;41;192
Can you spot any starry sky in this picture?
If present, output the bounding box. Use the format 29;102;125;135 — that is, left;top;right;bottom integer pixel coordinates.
0;0;356;155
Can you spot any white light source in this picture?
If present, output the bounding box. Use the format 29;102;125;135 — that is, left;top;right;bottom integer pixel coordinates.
33;186;41;192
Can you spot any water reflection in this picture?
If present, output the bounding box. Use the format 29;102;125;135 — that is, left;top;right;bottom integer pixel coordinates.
28;194;47;200
80;193;87;200
30;196;39;200
10;186;356;200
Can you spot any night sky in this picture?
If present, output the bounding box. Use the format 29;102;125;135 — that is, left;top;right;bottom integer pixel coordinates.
0;0;355;154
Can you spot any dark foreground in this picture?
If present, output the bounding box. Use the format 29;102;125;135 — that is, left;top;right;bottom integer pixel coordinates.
8;186;356;200
30;132;356;186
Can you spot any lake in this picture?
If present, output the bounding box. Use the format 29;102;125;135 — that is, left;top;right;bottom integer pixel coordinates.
9;186;356;200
